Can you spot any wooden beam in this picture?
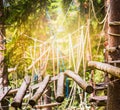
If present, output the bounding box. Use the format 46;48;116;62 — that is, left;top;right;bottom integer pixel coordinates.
29;75;50;107
90;96;107;106
8;88;18;95
50;75;59;82
0;87;11;101
34;103;61;109
8;67;17;73
7;75;58;96
56;73;65;103
88;61;120;78
65;70;94;93
11;76;31;108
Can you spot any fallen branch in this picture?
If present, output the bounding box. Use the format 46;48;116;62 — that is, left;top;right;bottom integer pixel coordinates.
11;76;31;108
34;103;61;109
56;73;65;103
88;61;120;78
65;70;94;93
29;75;50;107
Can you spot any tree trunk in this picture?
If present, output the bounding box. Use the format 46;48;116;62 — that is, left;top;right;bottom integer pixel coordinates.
107;0;120;110
0;1;9;110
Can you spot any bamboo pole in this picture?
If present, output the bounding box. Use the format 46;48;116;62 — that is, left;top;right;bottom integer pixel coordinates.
88;61;120;79
29;75;50;107
65;70;94;93
34;103;61;109
11;76;31;108
56;73;65;103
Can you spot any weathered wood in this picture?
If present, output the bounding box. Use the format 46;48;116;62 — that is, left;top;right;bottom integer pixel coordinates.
34;103;61;109
8;88;18;95
44;86;52;110
56;73;65;103
107;80;120;110
90;96;107;106
11;76;31;108
88;61;120;78
7;75;56;96
65;70;94;93
95;83;107;91
0;87;11;101
8;67;17;73
29;75;50;107
50;75;59;82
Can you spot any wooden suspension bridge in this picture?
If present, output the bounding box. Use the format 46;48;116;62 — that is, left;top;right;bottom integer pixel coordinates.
0;61;120;109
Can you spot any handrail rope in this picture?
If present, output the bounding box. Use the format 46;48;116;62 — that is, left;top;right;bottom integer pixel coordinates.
90;0;109;24
95;4;110;57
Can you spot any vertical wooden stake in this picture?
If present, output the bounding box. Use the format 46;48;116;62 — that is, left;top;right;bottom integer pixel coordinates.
56;73;65;103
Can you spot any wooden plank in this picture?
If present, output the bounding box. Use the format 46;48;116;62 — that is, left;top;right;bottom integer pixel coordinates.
88;61;120;78
11;76;31;108
56;73;65;103
89;96;107;106
29;75;50;107
65;70;94;93
0;87;11;101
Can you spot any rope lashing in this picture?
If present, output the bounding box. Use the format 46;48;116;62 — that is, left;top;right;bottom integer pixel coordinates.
108;21;120;37
109;21;120;26
108;31;120;37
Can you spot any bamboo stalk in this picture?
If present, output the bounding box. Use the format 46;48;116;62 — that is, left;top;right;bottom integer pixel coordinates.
29;75;50;107
65;70;94;93
56;73;65;103
11;76;31;108
88;61;120;78
34;103;61;109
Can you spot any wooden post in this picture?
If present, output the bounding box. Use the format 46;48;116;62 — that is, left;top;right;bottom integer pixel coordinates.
65;70;94;93
29;75;50;107
11;76;31;108
88;61;120;78
56;73;65;103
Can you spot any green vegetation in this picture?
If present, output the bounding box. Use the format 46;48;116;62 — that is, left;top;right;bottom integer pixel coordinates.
2;0;106;109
